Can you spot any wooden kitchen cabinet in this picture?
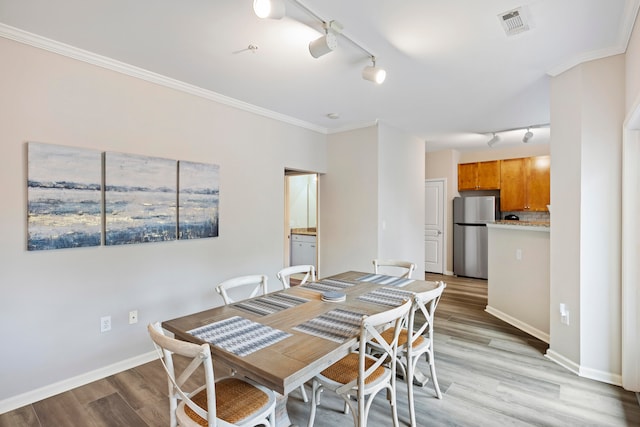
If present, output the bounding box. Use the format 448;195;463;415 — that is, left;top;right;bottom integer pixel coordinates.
458;160;501;191
500;156;550;211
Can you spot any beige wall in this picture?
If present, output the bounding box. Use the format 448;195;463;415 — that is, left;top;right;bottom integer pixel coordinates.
457;144;550;163
320;126;379;276
487;226;550;341
320;123;425;277
549;54;625;382
0;37;328;405
627;15;640;112
622;13;640;392
425;149;458;274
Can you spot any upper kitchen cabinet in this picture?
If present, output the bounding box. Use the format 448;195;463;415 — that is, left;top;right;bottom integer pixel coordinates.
500;156;550;211
458;160;501;191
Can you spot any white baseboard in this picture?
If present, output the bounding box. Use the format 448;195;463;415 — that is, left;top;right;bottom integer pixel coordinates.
544;349;580;375
0;351;158;414
485;305;550;343
545;349;623;387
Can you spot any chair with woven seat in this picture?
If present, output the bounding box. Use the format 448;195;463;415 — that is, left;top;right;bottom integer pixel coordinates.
372;259;416;279
368;281;446;427
307;299;413;427
215;274;268;305
147;322;276;427
276;265;316;289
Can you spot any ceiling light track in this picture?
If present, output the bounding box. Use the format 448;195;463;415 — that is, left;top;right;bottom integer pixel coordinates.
254;0;386;83
484;123;549;147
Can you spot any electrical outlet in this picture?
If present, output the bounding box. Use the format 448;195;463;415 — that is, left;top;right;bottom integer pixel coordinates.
129;310;138;325
101;315;111;332
560;303;570;325
515;249;522;260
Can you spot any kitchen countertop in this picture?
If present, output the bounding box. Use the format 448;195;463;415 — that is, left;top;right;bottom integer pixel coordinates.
487;221;550;232
291;227;316;236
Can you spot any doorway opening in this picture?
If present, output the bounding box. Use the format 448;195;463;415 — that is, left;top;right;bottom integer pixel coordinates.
284;170;319;276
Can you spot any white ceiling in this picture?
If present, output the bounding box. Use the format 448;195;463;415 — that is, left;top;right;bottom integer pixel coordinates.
1;0;638;151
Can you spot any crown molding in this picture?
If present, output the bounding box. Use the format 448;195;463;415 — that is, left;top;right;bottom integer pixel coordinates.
326;120;379;134
0;23;328;135
547;0;640;76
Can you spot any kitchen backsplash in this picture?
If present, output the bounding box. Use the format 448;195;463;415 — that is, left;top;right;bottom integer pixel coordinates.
501;211;550;222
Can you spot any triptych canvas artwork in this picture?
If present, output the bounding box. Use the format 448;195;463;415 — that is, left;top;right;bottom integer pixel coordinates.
27;142;219;251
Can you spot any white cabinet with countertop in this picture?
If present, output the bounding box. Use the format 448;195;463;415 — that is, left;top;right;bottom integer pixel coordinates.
290;233;316;267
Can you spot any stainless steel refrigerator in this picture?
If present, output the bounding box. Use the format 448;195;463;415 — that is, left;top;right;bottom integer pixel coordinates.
453;196;499;279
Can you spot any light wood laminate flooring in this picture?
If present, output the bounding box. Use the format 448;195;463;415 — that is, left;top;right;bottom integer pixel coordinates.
2;273;639;426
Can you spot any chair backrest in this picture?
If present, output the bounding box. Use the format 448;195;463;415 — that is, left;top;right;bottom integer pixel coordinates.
408;281;446;348
148;322;216;427
372;259;416;279
276;265;316;288
215;274;268;305
336;299;413;396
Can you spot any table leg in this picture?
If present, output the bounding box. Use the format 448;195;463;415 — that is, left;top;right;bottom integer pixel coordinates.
413;369;430;387
274;393;300;427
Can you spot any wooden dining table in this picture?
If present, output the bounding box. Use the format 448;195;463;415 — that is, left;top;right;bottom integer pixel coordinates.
161;270;440;426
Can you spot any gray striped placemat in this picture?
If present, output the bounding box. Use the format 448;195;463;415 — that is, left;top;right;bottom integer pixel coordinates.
233;293;309;316
357;287;415;307
188;316;291;357
293;308;364;343
356;273;414;287
301;278;356;293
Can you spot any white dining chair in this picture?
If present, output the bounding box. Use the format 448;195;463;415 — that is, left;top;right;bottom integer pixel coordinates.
307;299;413;427
147;322;276;427
215;274;268;305
368;281;447;427
372;259;416;279
276;265;316;289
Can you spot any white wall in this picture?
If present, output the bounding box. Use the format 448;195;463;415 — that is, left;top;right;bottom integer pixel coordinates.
378;123;425;271
0;37;327;405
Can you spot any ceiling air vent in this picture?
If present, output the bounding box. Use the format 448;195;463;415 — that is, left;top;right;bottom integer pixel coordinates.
498;7;530;36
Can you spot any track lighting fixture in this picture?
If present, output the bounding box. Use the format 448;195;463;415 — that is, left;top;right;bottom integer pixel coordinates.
483;123;548;147
309;32;338;58
487;133;499;147
362;56;386;84
253;0;286;19
254;0;386;82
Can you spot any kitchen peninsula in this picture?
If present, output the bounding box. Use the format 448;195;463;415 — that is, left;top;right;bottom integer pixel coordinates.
486;221;550;343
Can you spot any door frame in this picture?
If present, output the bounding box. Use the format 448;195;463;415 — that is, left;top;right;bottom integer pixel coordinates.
284;170;320;275
622;102;640;392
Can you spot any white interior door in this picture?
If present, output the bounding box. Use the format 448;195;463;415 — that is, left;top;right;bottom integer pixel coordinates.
425;179;445;273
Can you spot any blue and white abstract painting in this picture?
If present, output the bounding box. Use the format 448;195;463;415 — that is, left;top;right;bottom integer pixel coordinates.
105;152;177;245
178;161;220;239
27;142;102;251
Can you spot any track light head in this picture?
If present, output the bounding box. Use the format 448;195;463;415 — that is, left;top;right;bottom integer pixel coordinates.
487;133;499;147
523;128;533;143
253;0;285;19
309;32;337;58
362;57;386;84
